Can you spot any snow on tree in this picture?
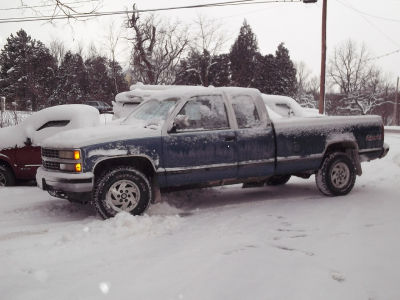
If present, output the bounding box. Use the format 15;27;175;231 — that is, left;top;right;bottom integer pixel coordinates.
273;43;297;96
0;30;56;111
229;20;258;87
328;39;393;116
85;56;113;103
49;51;88;105
175;50;230;87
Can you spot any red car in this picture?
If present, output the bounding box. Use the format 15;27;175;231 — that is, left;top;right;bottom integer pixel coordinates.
0;105;100;186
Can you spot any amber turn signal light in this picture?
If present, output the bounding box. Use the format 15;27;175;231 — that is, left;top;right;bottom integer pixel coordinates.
74;150;80;160
75;163;82;172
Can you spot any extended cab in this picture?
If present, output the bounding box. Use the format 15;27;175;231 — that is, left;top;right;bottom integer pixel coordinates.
36;86;389;219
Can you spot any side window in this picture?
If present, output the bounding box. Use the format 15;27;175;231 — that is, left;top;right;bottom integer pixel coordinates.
177;95;229;131
231;95;261;128
37;120;70;131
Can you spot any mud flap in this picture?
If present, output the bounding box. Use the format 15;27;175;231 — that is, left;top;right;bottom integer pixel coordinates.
347;149;362;176
151;176;162;203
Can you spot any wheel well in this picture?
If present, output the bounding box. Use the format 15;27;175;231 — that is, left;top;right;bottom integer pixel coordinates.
0;159;13;172
323;141;362;175
324;141;357;156
93;156;156;179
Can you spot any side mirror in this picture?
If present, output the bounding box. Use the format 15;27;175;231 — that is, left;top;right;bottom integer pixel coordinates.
168;115;189;133
24;137;32;147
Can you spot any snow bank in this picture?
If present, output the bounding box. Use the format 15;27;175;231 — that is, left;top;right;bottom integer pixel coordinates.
0;134;399;300
56;212;182;246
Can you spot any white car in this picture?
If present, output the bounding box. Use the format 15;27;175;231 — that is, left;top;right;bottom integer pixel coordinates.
262;94;321;119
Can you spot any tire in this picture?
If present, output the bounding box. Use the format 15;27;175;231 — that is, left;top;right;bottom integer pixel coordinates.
0;164;15;187
266;175;291;186
315;152;356;196
93;166;152;219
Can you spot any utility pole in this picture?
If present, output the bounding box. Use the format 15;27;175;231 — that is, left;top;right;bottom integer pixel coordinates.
395;76;399;126
319;0;327;114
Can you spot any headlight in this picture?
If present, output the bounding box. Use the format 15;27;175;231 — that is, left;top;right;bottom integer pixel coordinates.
60;163;82;172
59;150;81;160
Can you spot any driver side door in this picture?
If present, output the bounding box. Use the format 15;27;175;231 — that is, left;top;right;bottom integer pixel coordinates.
163;94;237;187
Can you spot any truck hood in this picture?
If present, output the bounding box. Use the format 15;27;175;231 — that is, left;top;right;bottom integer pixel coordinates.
41;124;161;148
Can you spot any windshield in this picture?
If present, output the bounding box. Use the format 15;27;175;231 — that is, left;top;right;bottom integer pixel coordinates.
123;98;178;126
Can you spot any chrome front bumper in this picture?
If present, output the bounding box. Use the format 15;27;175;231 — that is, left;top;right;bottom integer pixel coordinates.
36;167;94;193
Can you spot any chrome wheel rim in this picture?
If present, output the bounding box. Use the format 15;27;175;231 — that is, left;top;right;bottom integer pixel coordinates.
0;172;6;186
331;162;350;189
105;179;140;213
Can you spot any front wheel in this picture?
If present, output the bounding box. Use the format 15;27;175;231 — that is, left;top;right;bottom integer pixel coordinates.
0;165;15;187
93;167;152;219
316;152;356;196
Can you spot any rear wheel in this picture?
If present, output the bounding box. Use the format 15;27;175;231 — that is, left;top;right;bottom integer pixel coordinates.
93;167;151;219
0;164;15;187
316;152;356;196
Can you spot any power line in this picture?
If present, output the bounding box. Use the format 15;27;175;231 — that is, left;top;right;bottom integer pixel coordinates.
0;0;99;12
366;48;400;62
335;0;400;48
0;0;301;24
334;0;400;23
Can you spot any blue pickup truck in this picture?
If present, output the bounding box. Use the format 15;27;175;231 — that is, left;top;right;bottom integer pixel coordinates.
36;86;389;219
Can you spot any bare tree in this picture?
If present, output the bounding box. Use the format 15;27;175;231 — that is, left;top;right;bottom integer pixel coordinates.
328;39;393;115
104;21;123;93
180;15;229;87
294;61;318;108
49;38;66;66
20;0;103;19
328;39;373;95
128;6;189;84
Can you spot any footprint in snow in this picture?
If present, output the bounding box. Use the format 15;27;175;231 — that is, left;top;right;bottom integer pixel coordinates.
223;244;258;255
274;245;314;256
331;271;345;283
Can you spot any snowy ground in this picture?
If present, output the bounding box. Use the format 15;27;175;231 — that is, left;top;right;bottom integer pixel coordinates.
1;134;399;300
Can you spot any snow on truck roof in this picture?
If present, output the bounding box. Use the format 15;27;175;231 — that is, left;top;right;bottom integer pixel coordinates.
122;84;261;101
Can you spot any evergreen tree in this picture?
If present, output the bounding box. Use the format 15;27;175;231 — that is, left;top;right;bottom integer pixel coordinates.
85;56;113;103
229;20;258;87
273;43;297;96
49;51;88;105
208;54;231;87
0;29;56;111
253;53;276;94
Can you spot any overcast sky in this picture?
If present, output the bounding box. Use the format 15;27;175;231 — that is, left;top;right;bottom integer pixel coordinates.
0;0;399;83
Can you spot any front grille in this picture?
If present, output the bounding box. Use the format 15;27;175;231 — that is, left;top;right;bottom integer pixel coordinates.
42;148;59;158
43;160;60;171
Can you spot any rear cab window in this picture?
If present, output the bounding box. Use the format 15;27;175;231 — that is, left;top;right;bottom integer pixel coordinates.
231;94;262;128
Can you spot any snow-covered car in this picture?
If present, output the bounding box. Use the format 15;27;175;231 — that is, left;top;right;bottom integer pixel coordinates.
0;105;100;186
262;94;321;118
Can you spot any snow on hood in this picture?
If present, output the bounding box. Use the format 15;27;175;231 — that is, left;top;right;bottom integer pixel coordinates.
42;123;161;148
0;105;100;149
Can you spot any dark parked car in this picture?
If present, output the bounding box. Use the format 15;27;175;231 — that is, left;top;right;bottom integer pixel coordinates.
37;86;389;219
86;101;112;114
0;105;100;186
